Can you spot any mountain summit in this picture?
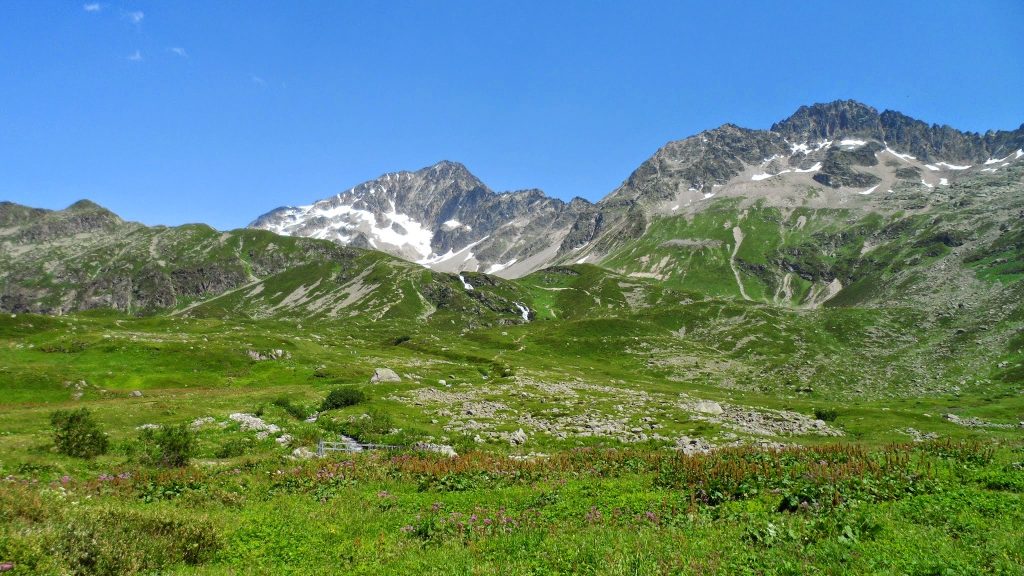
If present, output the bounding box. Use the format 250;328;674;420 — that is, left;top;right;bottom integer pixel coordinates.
250;161;591;277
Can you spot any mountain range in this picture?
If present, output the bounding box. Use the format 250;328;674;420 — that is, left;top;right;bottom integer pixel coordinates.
1;99;1021;328
250;99;1024;280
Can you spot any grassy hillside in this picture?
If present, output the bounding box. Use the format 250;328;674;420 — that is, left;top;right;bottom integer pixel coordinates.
0;165;1022;573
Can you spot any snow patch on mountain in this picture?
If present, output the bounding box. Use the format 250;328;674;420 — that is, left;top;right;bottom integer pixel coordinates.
793;162;822;173
884;147;916;162
417;236;489;266
442;219;471;231
485;259;518;274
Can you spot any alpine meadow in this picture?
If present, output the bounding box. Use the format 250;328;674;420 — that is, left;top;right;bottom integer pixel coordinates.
1;3;1024;574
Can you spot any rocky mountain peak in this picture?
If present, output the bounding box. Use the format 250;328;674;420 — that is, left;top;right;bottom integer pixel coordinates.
771;99;882;141
65;199;109;213
250;161;591;277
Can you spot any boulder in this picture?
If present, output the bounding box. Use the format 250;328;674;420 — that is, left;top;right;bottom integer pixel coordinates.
509;428;528;446
675;436;713;455
412;442;458;458
190;416;215;429
370;368;401;383
693;400;723;415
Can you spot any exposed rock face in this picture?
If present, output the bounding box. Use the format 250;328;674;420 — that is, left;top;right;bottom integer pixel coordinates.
773;100;1024;163
250;161;593;278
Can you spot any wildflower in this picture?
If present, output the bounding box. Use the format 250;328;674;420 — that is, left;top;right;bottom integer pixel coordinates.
116;472;132;480
377;490;391;498
431;501;442;512
400;525;414;534
98;473;113;482
60;475;72;485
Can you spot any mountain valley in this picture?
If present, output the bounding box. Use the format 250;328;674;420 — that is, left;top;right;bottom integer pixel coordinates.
1;100;1022;574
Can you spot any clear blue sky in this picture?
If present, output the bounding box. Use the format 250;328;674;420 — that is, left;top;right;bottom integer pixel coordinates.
2;0;1022;230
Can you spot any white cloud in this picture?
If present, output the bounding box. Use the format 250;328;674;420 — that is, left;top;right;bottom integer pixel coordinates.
125;10;144;24
127;50;143;62
83;3;102;12
168;47;188;58
251;75;267;87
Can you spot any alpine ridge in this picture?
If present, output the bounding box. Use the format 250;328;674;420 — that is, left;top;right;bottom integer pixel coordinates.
249;100;1024;279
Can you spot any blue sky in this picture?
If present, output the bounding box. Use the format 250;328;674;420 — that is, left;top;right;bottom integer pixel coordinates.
2;0;1022;230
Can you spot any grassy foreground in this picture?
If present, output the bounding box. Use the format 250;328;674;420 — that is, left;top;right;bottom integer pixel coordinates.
2;441;1023;575
0;293;1021;574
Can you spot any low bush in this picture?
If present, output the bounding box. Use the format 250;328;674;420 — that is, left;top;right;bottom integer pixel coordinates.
50;408;109;458
215;437;253;459
323;408;393;443
138;424;196;468
813;407;839;422
56;507;220;575
321;388;366;411
272;396;308;420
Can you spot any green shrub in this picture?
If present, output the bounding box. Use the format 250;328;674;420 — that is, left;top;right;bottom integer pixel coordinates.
323;408;393;443
272;396;308;420
320;387;366;411
139;424;196;468
813;407;839;422
50;408;109;458
215;437;253;459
